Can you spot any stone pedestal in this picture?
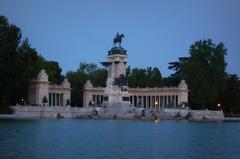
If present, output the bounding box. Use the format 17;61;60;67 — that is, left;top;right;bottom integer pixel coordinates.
101;46;134;117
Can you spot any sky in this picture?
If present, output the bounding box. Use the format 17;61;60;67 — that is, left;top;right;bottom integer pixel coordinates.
1;0;240;77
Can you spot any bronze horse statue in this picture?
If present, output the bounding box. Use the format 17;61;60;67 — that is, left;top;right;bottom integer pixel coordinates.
113;32;124;47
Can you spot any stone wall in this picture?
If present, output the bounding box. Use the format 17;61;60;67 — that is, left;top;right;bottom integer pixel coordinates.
12;106;224;122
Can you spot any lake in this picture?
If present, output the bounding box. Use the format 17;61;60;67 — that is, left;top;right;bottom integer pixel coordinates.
0;119;240;159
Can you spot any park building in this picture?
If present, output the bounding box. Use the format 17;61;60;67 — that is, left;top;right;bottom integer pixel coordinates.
28;69;71;106
83;33;188;108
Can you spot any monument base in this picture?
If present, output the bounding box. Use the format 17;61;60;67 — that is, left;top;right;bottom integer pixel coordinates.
101;102;136;119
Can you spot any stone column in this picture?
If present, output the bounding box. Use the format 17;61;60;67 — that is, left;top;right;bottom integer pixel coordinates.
160;96;163;108
58;93;60;106
49;93;51;106
149;96;152;108
56;93;59;106
166;95;169;106
173;95;176;108
94;95;96;106
56;93;58;106
137;96;139;107
154;96;156;108
61;93;64;106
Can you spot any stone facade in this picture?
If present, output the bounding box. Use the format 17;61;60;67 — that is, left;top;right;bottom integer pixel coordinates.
84;80;188;108
12;106;224;121
28;69;71;106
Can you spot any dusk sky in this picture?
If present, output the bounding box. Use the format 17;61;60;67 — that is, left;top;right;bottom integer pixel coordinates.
1;0;239;77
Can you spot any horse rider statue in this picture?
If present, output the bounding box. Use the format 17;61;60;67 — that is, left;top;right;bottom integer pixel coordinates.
113;32;124;47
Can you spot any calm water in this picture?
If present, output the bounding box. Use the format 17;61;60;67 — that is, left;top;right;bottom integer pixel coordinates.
0;119;240;159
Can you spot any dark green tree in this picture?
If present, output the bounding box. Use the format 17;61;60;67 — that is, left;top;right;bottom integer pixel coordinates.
127;67;162;88
44;61;64;84
169;39;227;109
66;63;107;106
147;67;162;87
89;68;108;87
221;74;240;115
0;16;22;112
0;15;65;113
18;38;45;79
66;71;86;107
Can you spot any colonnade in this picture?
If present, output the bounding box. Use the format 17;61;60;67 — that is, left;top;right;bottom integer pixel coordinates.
89;94;179;108
129;95;178;108
49;93;64;106
90;95;104;106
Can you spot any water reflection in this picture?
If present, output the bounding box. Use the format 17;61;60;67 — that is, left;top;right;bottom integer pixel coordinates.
0;120;240;159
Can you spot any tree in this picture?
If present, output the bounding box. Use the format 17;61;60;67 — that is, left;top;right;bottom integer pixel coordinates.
66;63;107;107
0;16;22;112
44;61;64;84
89;68;108;87
18;38;45;79
169;39;227;109
66;70;87;107
0;15;65;113
221;74;240;115
147;67;162;87
127;67;162;88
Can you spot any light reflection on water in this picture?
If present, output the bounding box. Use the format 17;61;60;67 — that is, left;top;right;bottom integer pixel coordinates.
0;119;240;159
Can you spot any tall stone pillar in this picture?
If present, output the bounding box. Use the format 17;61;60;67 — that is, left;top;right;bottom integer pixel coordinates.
177;80;188;105
28;69;49;106
83;80;93;107
61;79;71;106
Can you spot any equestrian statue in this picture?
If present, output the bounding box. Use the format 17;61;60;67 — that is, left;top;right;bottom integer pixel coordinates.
113;32;124;47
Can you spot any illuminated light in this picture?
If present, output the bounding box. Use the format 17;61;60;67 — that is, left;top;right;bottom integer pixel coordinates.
154;119;160;123
217;103;221;107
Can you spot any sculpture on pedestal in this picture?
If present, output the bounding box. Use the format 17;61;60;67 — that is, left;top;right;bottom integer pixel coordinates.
113;32;125;47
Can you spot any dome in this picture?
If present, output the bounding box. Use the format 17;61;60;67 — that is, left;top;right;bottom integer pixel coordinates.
61;79;70;87
37;69;48;82
84;80;93;89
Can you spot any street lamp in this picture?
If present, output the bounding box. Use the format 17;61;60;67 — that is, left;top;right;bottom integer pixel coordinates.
217;103;222;110
155;101;158;107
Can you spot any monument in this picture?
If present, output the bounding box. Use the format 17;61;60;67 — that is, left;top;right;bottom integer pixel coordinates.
83;33;189;109
100;33;134;117
12;33;223;121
